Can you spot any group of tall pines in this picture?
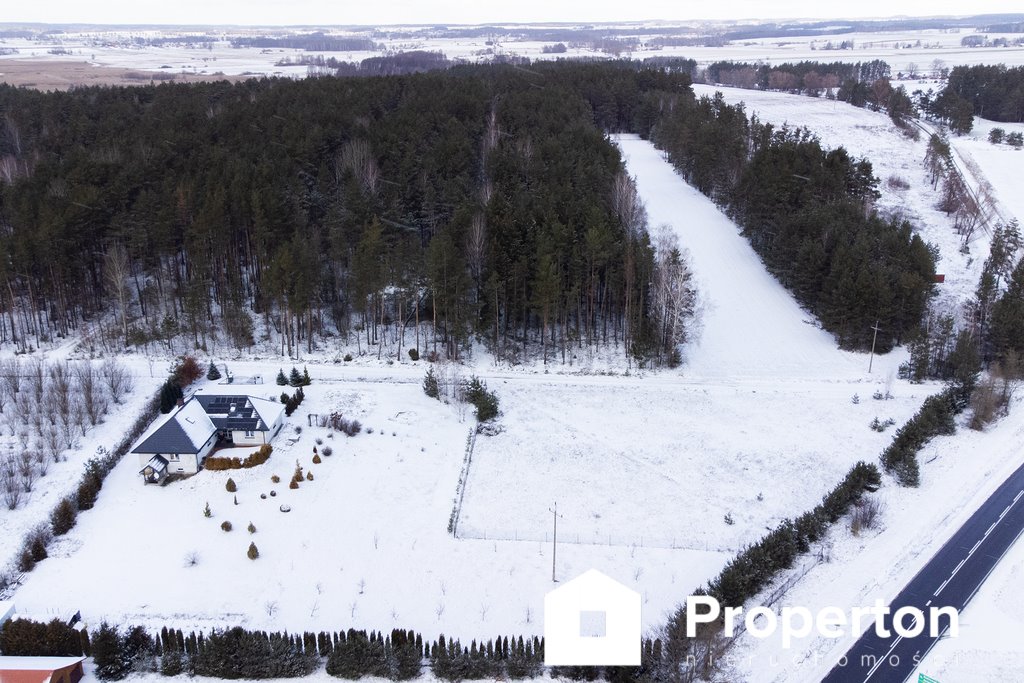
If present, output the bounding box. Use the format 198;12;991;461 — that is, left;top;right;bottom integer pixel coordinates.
0;59;933;360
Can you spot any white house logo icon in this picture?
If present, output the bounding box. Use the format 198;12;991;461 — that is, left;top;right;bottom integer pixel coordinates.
544;569;642;666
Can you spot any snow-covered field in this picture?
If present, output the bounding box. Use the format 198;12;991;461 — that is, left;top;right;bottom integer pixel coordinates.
2;24;1023;83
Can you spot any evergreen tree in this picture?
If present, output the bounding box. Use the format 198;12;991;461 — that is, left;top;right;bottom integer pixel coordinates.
51;497;78;536
206;361;221;381
91;623;131;681
423;367;439;399
276;369;288;386
289;366;303;387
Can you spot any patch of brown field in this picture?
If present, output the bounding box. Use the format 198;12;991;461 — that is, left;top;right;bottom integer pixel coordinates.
0;59;252;90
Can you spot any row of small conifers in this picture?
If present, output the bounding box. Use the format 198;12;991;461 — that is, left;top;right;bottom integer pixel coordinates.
0;619;666;682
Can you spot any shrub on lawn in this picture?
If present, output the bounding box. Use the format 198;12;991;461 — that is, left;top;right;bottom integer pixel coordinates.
225;478;237;493
221;521;233;532
247;543;259;560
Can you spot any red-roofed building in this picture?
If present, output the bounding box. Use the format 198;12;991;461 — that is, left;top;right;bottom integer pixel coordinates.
0;657;85;683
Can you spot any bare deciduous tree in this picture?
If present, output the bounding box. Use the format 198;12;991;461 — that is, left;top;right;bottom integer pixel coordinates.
104;243;133;342
100;358;134;404
2;455;22;509
76;362;107;426
18;450;35;493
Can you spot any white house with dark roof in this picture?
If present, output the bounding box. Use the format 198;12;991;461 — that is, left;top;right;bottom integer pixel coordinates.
192;393;285;447
133;399;218;480
132;394;285;482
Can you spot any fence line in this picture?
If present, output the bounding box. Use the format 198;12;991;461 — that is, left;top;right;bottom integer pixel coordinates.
455;525;739;554
447;428;477;536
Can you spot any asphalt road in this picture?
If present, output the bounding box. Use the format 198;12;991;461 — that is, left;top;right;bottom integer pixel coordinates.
822;459;1024;683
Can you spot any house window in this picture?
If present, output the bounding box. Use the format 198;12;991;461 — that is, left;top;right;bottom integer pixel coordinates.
170;454;179;461
244;430;254;438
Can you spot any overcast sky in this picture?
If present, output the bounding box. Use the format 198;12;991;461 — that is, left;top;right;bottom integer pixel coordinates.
5;1;1022;26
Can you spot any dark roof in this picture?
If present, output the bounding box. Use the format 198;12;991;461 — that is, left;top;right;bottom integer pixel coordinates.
131;400;216;455
193;395;270;432
133;419;203;454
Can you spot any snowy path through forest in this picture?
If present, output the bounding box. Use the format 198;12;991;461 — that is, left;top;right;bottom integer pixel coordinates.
614;135;871;380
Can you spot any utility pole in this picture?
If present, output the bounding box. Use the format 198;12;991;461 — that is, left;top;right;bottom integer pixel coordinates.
549;502;563;582
868;321;882;373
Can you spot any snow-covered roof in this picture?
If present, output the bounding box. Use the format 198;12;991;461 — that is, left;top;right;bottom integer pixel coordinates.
132;399;216;455
248;396;285;429
0;656;85;671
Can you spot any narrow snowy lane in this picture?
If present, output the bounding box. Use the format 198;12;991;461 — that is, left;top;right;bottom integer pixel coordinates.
615;135;872;380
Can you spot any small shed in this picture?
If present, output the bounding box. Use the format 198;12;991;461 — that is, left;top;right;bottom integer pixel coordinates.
139;455;169;485
0;657;85;683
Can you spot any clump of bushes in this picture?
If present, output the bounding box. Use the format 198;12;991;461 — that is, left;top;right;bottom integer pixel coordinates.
319;412;361;436
221;521;233;532
282;387;305;417
408;348;419;361
225;478;237;493
205;444;273;471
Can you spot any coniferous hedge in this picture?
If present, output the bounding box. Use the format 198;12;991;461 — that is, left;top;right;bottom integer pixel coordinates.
880;385;964;487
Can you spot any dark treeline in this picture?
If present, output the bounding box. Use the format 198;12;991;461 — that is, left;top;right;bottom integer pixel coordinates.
0;618;666;683
0;62;693;365
705;60;910;116
651;93;936;351
335;51;454;77
933;64;1024;125
230;34;380;52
